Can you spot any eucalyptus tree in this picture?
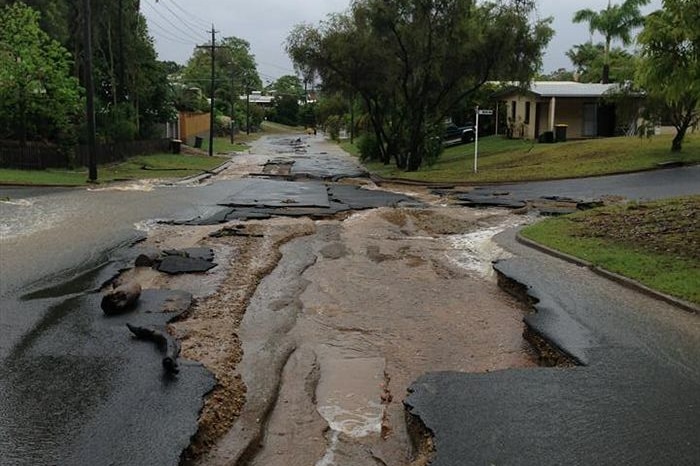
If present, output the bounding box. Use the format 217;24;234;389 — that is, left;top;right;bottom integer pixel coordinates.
0;2;83;146
287;0;552;171
2;0;173;142
268;75;305;100
572;0;650;83
182;36;261;109
636;0;700;152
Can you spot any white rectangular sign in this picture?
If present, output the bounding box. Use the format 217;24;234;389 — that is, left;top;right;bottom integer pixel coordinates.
478;109;493;115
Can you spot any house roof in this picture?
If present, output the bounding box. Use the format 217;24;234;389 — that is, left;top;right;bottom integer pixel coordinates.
531;81;620;97
497;81;621;98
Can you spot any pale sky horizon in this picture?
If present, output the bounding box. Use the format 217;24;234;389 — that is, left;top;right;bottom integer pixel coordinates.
141;0;663;85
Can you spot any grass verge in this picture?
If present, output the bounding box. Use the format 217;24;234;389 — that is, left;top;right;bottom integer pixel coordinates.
200;136;255;154
0;153;227;186
520;196;700;305
260;121;306;134
200;122;307;154
0;122;307;187
355;133;700;183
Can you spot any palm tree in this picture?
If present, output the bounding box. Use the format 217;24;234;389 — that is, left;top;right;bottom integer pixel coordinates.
573;0;650;83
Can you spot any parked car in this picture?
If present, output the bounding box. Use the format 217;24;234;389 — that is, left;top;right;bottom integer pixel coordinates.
443;124;475;144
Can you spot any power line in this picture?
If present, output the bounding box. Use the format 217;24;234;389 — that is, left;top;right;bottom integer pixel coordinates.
142;0;205;43
146;15;197;45
154;0;210;40
170;0;211;29
256;60;296;74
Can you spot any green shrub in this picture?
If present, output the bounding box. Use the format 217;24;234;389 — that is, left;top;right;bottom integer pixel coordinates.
357;133;383;162
325;115;342;141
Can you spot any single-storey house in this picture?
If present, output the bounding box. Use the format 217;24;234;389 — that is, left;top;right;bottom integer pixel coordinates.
495;81;622;140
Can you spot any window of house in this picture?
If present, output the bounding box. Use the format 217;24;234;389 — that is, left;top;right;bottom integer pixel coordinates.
524;101;531;124
511;101;516;120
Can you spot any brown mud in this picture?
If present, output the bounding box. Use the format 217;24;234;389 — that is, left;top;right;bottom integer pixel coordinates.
112;138;542;465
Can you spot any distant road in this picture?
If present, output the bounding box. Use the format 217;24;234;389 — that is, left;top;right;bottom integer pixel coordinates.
492;164;700;200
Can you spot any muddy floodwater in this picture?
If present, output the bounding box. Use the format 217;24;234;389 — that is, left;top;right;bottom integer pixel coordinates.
221;207;536;466
1;133;541;465
128;135;538;465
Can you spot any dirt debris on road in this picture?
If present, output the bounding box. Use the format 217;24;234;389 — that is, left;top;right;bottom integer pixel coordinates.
122;136;542;465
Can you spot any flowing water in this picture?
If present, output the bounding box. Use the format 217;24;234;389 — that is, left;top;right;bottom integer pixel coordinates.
1;135;540;465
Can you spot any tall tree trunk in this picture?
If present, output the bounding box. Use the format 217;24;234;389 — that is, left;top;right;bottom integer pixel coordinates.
362;95;389;163
602;38;611;83
671;130;684;152
18;85;27;147
106;18;118;106
671;101;697;152
602;63;610;84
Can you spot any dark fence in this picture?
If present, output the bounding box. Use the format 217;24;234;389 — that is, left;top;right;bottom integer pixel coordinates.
0;139;171;169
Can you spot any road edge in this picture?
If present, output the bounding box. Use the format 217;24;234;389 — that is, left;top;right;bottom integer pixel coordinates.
368;162;700;187
515;232;699;315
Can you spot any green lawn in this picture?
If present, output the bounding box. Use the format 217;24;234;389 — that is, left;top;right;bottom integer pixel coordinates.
199;123;308;154
200;136;253;154
261;121;307;134
0;123;310;187
352;133;700;183
521;196;700;305
0;153;227;186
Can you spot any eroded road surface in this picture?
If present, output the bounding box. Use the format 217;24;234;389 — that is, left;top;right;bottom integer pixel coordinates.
1;132;698;466
163;135;540;465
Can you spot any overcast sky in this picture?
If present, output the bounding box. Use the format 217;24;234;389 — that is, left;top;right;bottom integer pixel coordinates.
141;0;663;85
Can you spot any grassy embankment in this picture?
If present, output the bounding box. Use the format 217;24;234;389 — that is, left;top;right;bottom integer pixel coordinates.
200;133;259;154
0;153;228;186
341;135;699;304
521;196;700;306
0;123;290;186
342;133;700;183
260;121;307;134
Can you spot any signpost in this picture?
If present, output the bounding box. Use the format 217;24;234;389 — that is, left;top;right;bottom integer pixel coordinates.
474;107;493;173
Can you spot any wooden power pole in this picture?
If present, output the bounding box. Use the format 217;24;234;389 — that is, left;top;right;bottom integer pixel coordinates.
197;26;219;156
83;0;97;181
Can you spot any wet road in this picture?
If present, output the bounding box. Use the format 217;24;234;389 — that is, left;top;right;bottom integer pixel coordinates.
481;164;700;200
0;134;398;465
2;135;697;465
0;178;253;464
405;206;700;462
1;180;240;356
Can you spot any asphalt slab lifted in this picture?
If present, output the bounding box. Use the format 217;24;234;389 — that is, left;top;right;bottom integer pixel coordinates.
0;263;215;466
173;179;419;225
404;255;700;466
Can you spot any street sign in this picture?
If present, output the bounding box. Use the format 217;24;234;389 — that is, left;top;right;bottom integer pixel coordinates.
478;109;494;115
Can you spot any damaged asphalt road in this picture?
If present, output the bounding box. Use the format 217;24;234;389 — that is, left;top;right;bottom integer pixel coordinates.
0;134;425;465
405;227;700;465
0;259;215;466
2;132;698;466
168;178;419;225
